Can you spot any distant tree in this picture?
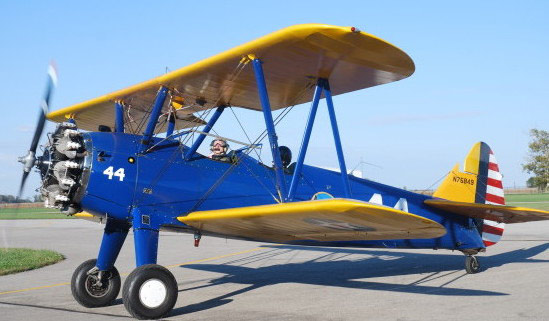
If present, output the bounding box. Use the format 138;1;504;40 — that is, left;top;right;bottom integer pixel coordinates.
523;129;549;192
0;194;32;203
0;194;16;203
33;194;43;202
526;177;536;188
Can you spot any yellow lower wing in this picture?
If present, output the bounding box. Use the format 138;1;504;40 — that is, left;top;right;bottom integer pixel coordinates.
425;199;549;223
177;199;446;242
74;212;103;223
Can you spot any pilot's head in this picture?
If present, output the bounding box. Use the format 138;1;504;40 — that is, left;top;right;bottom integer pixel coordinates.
279;146;292;168
210;139;229;156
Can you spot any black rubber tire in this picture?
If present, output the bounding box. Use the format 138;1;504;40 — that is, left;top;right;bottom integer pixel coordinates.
122;264;178;320
465;256;481;274
71;259;121;307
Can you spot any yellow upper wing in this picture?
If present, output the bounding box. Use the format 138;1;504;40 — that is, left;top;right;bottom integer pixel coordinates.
177;198;445;243
425;199;549;223
47;24;415;132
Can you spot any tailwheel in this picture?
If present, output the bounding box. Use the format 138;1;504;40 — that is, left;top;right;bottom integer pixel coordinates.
71;259;121;307
122;264;178;320
465;255;481;274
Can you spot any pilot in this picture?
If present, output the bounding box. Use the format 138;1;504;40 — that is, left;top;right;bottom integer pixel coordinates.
279;146;292;168
209;138;231;162
278;145;294;173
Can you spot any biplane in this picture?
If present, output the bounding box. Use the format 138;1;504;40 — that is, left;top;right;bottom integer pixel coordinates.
17;24;549;319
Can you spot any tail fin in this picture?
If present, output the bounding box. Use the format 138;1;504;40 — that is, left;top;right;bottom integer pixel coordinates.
433;142;505;247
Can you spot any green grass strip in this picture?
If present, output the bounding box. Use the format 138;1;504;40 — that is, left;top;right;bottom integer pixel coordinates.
0;248;64;276
506;193;549;203
0;207;74;220
506;193;549;211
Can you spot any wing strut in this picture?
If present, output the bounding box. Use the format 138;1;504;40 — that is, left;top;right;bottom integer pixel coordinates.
287;82;322;200
115;101;124;133
140;86;169;153
287;79;352;201
252;58;287;202
324;79;352;198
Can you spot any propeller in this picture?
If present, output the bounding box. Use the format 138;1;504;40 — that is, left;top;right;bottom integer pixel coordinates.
17;62;58;199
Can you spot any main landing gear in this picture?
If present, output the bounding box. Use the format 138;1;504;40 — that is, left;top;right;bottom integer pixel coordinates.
71;260;178;319
71;259;121;307
72;213;179;318
122;264;178;319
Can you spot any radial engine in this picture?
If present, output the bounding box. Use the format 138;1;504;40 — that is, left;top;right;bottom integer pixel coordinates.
36;122;91;214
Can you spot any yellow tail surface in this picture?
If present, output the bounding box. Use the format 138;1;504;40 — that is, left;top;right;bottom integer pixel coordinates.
433;163;478;202
433;142;506;246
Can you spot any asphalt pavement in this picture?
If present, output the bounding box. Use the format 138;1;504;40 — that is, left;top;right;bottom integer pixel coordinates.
1;219;549;320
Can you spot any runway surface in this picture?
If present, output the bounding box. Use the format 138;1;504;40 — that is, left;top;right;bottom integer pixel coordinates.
1;219;549;320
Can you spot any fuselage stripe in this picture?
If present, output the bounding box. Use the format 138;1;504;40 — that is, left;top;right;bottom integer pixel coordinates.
488;169;503;180
487;178;503;189
486;185;504;198
482;232;503;243
479;143;505;247
482;220;505;227
485;193;505;205
474;143;490;204
482;224;504;235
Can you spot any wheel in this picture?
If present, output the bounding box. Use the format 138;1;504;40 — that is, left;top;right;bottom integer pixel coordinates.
465;255;481;274
122;264;178;320
71;259;121;307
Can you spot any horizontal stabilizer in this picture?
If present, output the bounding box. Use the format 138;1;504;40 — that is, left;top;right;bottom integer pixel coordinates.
177;198;445;242
425;199;549;224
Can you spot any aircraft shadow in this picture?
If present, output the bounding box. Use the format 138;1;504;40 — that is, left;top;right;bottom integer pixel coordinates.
169;243;549;316
0;300;129;318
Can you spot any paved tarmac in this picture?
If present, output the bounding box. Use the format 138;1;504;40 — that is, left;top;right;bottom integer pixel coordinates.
1;219;549;320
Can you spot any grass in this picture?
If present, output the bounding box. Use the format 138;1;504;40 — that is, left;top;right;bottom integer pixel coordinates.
506;193;549;211
0;207;74;220
0;248;64;276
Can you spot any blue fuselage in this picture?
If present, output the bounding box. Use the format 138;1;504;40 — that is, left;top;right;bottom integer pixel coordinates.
79;132;485;252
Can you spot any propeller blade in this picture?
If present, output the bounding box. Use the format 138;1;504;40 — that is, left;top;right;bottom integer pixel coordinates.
29;63;57;153
17;62;57;198
17;171;30;200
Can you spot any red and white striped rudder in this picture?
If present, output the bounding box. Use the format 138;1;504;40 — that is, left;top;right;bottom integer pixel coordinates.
481;149;505;246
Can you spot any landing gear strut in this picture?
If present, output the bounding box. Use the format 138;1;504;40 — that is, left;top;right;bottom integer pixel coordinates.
71;259;121;307
465;255;481;274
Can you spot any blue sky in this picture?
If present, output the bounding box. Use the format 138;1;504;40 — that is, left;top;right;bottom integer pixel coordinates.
1;1;547;198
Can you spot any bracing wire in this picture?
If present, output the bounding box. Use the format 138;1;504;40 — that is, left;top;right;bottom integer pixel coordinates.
228;105;263;161
134;57;316;212
133;58;250;205
188;80;314;212
421;171;450;194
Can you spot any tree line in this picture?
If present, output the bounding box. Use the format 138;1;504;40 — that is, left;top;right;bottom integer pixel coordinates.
523;129;549;192
0;194;41;203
